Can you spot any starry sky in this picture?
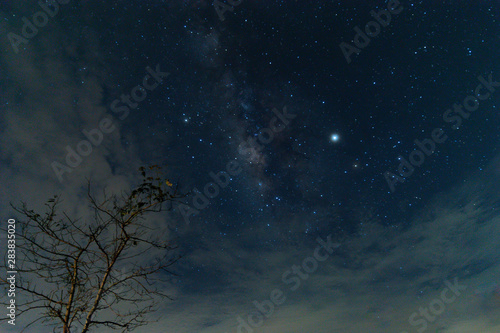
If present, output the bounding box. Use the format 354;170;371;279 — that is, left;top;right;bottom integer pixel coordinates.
1;1;500;332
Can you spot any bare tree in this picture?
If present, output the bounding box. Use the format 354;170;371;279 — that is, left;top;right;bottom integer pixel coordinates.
1;166;184;332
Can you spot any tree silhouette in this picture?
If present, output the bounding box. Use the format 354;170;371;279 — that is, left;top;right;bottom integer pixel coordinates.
1;165;184;333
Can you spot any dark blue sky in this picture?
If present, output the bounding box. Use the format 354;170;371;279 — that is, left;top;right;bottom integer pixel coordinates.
1;1;500;332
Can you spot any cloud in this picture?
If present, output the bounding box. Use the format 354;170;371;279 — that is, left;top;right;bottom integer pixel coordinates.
145;154;500;333
0;5;180;331
1;3;499;332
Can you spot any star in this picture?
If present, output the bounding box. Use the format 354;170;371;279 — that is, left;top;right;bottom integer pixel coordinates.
330;133;340;143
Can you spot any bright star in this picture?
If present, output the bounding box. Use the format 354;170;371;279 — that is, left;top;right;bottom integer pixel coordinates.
330;133;340;142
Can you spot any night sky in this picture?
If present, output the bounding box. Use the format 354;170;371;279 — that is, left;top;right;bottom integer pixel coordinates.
1;1;500;332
